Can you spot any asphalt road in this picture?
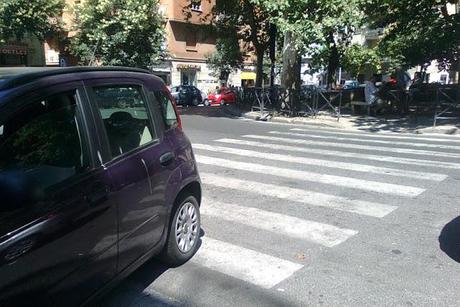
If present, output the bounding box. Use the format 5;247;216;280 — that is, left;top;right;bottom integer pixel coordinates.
102;106;460;307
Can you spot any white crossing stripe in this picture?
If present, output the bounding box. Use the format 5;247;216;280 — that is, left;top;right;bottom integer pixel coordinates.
290;128;460;144
196;155;425;197
193;143;447;181
201;173;397;218
245;133;460;160
192;237;303;289
283;130;460;151
216;138;460;170
201;199;358;247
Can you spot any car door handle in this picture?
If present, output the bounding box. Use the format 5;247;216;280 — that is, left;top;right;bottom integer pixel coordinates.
160;152;175;166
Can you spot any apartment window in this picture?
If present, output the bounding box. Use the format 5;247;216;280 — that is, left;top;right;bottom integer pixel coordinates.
191;0;201;11
186;30;197;50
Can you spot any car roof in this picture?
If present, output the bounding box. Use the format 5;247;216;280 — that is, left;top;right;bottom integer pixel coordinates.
0;66;155;91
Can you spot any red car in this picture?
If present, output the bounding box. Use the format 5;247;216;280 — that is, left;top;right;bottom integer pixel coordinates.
204;87;237;106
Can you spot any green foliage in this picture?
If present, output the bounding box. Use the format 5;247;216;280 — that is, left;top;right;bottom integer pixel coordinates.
253;0;361;53
361;0;460;70
253;0;363;86
206;34;244;82
213;0;271;86
0;0;64;43
70;0;165;68
342;44;381;78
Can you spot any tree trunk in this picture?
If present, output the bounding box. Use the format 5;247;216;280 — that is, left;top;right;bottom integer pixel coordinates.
269;23;277;87
281;32;301;90
220;70;230;85
255;47;264;88
281;31;301;114
326;32;340;89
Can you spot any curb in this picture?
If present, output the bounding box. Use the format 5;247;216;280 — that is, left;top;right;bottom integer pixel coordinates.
223;105;459;135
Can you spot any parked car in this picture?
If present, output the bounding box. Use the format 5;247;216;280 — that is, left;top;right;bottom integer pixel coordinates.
205;87;237;106
0;67;202;306
341;80;361;90
170;85;203;106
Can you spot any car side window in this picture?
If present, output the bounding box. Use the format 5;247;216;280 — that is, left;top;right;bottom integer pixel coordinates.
92;85;157;158
154;91;178;130
0;91;88;211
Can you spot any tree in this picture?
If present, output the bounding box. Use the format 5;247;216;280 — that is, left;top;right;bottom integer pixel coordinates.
342;44;381;79
206;34;244;83
0;0;64;43
254;0;362;89
361;0;460;74
213;0;270;87
70;0;165;68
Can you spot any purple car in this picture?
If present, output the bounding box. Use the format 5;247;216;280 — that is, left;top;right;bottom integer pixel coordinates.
0;67;202;306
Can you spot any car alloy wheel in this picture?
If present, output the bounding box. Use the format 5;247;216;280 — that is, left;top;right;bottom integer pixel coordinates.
175;201;199;253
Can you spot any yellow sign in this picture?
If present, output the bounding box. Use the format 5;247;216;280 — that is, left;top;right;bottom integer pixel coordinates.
240;72;256;80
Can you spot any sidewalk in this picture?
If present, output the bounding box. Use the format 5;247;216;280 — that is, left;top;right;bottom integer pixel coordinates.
224;105;460;135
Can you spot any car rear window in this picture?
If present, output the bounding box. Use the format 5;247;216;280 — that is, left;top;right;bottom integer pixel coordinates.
154;91;178;130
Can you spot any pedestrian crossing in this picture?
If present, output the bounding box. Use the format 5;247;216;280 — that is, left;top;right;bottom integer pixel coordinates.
248;131;460;159
188;127;456;291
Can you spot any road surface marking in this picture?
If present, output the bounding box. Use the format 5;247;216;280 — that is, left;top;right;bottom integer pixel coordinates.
196;155;425;197
193;143;447;181
290;128;460;143
215;138;460;170
201;199;358;247
244;134;460;160
201;173;397;218
285;129;460;150
192;237;303;289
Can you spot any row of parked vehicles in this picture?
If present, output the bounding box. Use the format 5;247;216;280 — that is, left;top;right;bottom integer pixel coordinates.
170;85;237;107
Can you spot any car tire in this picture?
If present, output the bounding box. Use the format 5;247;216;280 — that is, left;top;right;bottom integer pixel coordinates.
161;195;201;266
192;97;200;106
220;99;226;106
204;99;210;106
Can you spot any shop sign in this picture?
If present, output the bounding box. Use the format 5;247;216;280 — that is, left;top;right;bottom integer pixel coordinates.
0;43;28;56
177;64;201;71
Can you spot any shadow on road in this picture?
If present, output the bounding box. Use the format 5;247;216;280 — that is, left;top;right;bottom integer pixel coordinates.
348;113;460;133
99;230;206;306
439;216;460;263
178;105;241;119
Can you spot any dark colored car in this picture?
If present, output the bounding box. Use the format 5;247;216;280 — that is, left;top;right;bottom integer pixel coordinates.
0;67;202;306
170;85;203;106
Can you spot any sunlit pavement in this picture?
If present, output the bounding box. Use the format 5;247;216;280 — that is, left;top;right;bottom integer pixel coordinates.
102;106;460;307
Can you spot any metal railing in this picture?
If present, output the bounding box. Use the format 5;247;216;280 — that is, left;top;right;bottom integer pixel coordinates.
233;84;460;127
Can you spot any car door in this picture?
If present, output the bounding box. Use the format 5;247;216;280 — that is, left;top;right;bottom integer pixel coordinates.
86;79;174;271
0;83;118;306
223;89;236;102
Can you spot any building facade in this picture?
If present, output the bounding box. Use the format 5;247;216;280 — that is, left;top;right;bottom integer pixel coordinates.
158;0;245;93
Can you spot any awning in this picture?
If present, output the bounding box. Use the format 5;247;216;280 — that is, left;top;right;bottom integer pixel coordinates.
240;72;256;80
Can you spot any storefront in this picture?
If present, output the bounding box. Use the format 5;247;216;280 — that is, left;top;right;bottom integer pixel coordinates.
171;61;219;94
177;63;200;86
0;38;45;67
240;71;256;87
0;43;28;66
